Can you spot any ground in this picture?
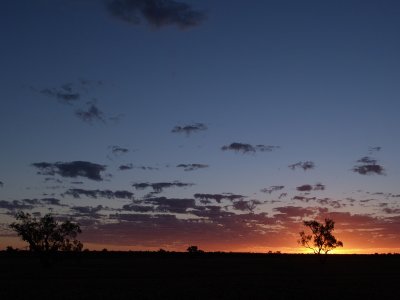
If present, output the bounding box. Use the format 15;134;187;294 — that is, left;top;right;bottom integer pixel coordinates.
1;252;399;299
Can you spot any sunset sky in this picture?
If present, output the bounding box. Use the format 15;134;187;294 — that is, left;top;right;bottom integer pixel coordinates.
1;0;400;253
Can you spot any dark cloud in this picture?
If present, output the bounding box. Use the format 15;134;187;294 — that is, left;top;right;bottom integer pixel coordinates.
121;203;155;212
352;156;385;175
64;188;134;200
278;193;287;199
221;143;280;154
194;193;244;203
383;208;400;214
0;198;64;213
119;164;134;171
107;0;206;29
313;183;325;191
296;184;313;192
232;199;261;213
296;183;325;192
132;181;194;193
171;123;207;135
0;181;3;187
0;200;34;212
176;164;209;171
260;185;284;194
75;102;106;124
32;161;106;181
288;161;315;171
119;164;159;171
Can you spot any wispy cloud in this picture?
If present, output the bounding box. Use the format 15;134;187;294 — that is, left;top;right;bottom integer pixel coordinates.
75;102;106;124
221;143;280;154
171;123;207;135
106;0;207;29
132;181;194;193
176;164;208;171
288;161;315;171
194;193;244;204
119;164;159;171
32;161;106;181
260;185;284;194
63;188;134;200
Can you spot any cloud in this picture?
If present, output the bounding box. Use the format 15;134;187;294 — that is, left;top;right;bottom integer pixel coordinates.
0;200;34;212
63;188;134;200
32;161;106;181
0;181;3;188
296;183;325;192
38;87;80;104
106;0;206;29
171;123;207;135
119;164;159;171
194;193;244;203
232;199;261;213
296;184;313;192
71;205;104;216
121;203;155;212
288;161;315;171
221;143;280;154
143;197;196;213
352;157;385;175
368;146;382;154
176;164;209;171
110;145;129;156
260;185;284;194
132;181;194;193
0;198;64;213
292;196;316;202
119;164;134;171
383;208;400;214
75;102;106;124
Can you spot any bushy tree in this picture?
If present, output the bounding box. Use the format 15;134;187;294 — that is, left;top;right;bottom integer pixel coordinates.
187;245;204;253
10;212;83;252
298;218;343;254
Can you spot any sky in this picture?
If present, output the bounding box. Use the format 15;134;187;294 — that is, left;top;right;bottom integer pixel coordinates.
1;0;400;253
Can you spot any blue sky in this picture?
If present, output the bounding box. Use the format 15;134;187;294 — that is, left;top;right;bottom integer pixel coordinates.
1;0;400;252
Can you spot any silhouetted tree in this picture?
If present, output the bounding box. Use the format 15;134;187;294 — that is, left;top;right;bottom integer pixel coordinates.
298;218;343;254
9;211;83;252
187;245;204;253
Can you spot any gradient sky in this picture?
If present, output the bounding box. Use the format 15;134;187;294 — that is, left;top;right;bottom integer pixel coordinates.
1;0;400;253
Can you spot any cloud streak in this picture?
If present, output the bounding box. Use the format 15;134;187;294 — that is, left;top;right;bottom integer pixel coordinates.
221;143;280;154
106;0;206;29
132;181;194;193
32;161;106;181
176;164;208;171
64;189;134;200
171;123;207;135
288;161;315;171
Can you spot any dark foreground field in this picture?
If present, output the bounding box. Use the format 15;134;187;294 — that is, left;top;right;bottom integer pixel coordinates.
1;252;399;299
